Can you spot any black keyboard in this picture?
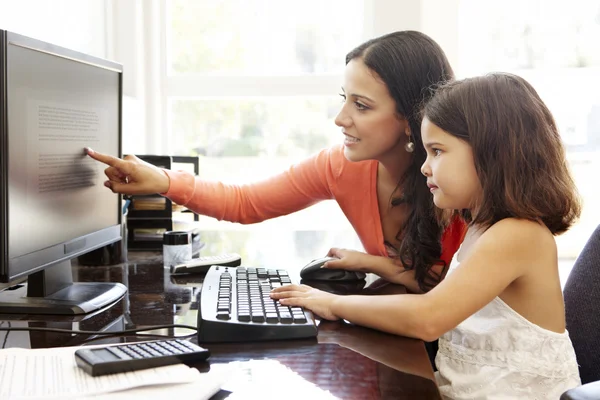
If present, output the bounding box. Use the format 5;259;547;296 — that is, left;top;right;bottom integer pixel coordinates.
197;265;318;342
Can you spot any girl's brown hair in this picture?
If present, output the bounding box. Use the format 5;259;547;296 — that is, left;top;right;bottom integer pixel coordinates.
423;73;581;234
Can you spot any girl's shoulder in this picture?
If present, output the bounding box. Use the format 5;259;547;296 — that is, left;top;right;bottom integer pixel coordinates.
477;218;557;260
486;218;554;239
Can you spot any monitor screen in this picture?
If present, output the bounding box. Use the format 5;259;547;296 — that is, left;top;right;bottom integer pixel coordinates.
0;30;126;314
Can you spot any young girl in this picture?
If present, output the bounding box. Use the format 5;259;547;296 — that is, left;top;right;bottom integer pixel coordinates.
271;73;582;398
86;31;466;294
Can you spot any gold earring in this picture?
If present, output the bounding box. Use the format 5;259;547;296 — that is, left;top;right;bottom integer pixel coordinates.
405;141;415;153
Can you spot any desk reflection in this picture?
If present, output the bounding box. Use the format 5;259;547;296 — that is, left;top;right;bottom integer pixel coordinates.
0;250;440;399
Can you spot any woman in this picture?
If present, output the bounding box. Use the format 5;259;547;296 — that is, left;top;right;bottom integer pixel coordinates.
86;30;466;294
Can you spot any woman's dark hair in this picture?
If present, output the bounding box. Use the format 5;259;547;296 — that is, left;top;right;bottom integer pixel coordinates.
346;31;455;291
423;73;581;234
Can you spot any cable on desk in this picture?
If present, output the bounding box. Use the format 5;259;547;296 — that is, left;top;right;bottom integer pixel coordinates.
0;321;9;349
78;331;197;345
0;323;197;337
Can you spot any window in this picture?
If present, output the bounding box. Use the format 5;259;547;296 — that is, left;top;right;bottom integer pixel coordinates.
167;0;363;76
458;0;600;283
147;0;597;275
163;0;368;252
169;97;341;159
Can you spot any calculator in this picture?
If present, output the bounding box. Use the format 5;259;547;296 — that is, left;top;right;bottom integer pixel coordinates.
74;339;210;376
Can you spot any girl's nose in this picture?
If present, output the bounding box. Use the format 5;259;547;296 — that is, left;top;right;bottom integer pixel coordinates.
421;160;431;177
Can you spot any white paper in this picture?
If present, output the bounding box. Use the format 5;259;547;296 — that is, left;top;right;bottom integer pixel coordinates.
0;346;227;400
222;360;338;400
84;363;232;400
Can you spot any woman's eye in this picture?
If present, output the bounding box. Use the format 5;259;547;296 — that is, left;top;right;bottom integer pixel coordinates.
355;102;368;111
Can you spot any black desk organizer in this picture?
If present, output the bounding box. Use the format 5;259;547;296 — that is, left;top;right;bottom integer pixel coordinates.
127;155;200;251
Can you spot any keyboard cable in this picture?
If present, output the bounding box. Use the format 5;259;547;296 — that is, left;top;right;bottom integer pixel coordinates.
0;323;198;341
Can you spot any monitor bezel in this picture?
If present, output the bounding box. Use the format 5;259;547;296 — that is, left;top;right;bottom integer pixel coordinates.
0;30;123;283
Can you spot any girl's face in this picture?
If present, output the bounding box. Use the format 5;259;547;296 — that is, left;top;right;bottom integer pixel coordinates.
335;58;408;163
420;118;482;210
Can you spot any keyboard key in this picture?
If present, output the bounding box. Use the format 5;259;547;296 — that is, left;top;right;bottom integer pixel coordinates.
216;311;230;320
238;313;251;322
266;313;279;323
251;313;265;323
292;313;307;323
279;313;293;323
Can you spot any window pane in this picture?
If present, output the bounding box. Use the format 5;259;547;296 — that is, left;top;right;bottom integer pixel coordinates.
198;229;363;271
168;97;358;237
167;0;364;75
457;0;600;270
169;97;342;158
458;0;600;74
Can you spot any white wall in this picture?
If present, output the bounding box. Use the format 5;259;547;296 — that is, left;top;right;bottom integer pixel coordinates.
0;0;108;58
0;0;149;155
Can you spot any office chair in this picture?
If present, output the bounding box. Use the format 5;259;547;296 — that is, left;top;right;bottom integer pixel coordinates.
560;224;600;399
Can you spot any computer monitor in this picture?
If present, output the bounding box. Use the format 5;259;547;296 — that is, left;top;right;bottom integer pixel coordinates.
0;30;127;314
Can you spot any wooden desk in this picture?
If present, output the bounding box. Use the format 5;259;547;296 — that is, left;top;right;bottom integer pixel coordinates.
0;250;440;399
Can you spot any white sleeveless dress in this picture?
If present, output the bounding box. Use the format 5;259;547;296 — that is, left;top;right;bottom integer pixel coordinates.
434;233;581;399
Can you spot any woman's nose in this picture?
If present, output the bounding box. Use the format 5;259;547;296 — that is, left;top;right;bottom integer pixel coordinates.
334;107;350;128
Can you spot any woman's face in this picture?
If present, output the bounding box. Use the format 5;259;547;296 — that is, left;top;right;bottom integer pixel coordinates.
335;58;407;163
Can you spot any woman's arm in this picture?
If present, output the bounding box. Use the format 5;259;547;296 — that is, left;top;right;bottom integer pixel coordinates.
163;148;336;224
324;250;441;293
85;146;339;224
362;256;424;293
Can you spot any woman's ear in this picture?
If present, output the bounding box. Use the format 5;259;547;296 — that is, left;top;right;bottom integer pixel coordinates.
404;126;415;153
398;118;411;139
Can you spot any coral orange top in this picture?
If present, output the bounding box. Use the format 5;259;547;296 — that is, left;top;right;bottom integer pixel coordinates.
163;145;466;266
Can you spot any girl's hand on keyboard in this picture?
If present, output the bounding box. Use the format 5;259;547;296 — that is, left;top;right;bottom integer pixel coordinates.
270;284;341;321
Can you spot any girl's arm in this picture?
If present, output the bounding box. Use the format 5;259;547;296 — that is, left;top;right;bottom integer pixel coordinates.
163;148;335;224
273;218;552;341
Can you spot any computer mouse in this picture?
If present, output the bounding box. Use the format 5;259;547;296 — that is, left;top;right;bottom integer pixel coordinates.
300;257;366;282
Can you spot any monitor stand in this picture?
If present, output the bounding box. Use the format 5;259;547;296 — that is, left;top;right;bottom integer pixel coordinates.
0;261;127;315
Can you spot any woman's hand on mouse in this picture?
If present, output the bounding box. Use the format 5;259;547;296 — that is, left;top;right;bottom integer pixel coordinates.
325;249;420;290
270;284;341;321
85;148;170;195
323;248;375;272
